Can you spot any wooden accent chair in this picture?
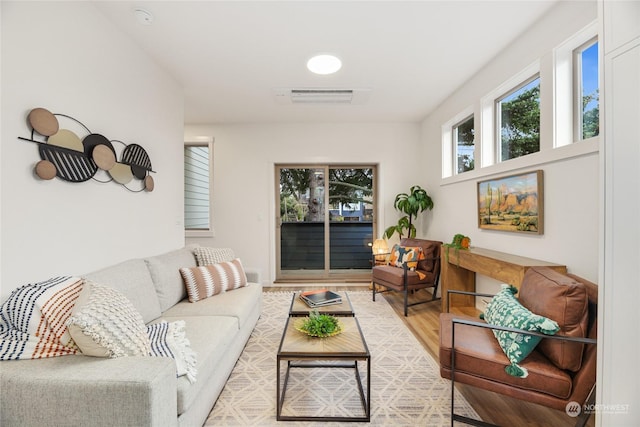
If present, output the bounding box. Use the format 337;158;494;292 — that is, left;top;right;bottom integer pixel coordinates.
439;267;598;427
372;238;442;316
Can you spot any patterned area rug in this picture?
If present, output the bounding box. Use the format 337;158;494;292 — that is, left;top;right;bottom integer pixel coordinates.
205;291;479;426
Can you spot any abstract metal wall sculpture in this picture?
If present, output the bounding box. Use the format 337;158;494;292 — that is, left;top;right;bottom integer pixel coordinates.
19;107;155;192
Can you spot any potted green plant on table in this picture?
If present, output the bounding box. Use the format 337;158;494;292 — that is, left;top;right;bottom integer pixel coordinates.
383;185;434;239
442;233;471;266
294;310;343;338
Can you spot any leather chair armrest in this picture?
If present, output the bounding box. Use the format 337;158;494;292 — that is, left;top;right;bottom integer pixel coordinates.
451;317;597;345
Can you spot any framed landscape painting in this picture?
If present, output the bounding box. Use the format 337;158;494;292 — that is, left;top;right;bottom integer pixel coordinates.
477;170;543;234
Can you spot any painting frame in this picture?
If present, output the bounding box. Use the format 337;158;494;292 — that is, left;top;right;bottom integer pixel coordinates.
477;170;544;234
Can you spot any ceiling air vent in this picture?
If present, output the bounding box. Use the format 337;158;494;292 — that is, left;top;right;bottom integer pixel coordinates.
273;88;371;105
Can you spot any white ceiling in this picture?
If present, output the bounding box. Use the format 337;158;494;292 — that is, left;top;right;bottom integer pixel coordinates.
95;1;558;124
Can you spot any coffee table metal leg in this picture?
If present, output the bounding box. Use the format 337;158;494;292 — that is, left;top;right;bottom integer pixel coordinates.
277;359;293;420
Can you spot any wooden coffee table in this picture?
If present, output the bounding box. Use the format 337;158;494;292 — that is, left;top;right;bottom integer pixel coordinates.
276;315;371;422
289;291;354;317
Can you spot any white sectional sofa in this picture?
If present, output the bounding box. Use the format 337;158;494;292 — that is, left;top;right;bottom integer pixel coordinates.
0;246;262;427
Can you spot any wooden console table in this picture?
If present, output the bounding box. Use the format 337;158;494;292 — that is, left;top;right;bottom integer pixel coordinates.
440;246;567;312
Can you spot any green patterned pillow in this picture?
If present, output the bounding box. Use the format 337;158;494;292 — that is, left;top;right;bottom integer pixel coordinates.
481;284;560;378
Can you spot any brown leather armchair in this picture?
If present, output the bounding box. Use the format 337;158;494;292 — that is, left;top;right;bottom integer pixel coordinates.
439;267;597;427
372;238;442;316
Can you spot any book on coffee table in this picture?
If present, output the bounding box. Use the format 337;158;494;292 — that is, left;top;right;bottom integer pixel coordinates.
299;289;342;308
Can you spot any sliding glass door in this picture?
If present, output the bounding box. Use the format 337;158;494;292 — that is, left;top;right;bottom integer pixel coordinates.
276;165;376;281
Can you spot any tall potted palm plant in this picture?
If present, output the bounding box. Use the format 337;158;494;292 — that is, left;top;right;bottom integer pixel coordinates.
383;185;434;239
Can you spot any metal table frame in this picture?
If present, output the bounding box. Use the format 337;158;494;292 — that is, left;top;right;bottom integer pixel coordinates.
276;316;371;422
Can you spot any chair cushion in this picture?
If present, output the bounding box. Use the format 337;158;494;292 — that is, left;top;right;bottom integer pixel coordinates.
400;238;441;272
372;265;436;290
439;313;573;399
519;267;589;372
482;284;559;377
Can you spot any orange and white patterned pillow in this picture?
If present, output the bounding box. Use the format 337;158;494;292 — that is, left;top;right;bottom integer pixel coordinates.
179;258;248;303
388;245;425;270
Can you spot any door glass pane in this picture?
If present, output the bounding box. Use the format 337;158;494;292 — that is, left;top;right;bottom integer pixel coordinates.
279;168;325;270
328;168;373;270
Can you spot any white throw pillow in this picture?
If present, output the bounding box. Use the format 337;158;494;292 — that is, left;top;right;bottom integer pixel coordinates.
67;280;150;358
192;246;235;266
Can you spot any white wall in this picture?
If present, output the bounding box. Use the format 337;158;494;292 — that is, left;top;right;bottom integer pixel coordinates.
185;122;423;284
0;2;185;300
600;0;640;425
421;1;599;295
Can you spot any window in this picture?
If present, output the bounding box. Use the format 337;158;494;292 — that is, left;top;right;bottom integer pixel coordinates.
184;139;213;235
554;22;598;147
496;75;540;161
454;115;475;173
441;106;474;178
575;39;599;140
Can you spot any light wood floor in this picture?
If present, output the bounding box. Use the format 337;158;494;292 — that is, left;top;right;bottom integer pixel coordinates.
265;284;593;427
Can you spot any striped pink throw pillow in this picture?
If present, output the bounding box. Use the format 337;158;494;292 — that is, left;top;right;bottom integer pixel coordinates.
179;258;248;303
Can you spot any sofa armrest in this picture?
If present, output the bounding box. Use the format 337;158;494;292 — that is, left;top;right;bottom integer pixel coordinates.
244;267;262;284
1;355;178;427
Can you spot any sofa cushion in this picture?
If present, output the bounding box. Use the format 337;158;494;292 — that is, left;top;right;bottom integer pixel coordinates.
482;284;559;377
155;315;238;416
192;246;235;266
179;259;248;303
162;283;262;330
519;267;589;372
84;259;162;323
67;280;151;358
145;247;197;312
439;313;573;399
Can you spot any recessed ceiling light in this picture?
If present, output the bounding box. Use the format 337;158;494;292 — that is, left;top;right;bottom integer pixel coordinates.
307;54;342;75
134;8;154;25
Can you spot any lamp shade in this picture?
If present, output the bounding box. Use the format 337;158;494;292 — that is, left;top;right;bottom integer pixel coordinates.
372;238;389;255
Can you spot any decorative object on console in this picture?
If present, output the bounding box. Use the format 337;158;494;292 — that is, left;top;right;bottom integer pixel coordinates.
383;185;434;239
477;170;543;234
18;107;155;192
442;233;471;266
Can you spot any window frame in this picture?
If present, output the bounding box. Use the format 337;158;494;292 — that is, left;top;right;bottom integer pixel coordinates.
494;73;541;163
573;37;599;141
453;114;475;175
553;21;599;147
441;105;475;179
184;137;214;238
480;60;540;169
